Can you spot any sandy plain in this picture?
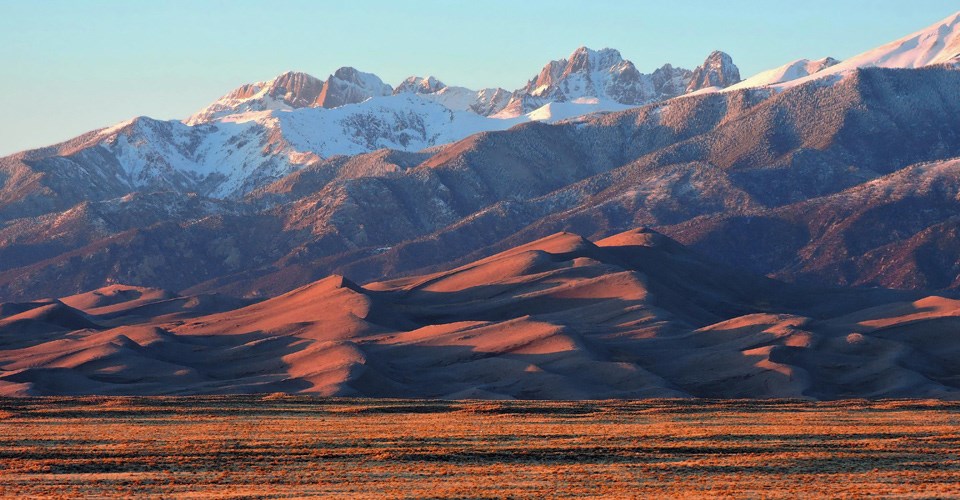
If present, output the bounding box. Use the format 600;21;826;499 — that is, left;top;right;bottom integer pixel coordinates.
1;397;960;498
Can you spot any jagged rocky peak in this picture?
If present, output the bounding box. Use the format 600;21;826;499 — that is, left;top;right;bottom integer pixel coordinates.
564;46;632;77
499;46;644;116
686;51;741;92
493;45;700;117
316;67;393;109
216;71;325;108
470;87;513;115
263;71;326;107
222;82;262;101
525;46;638;97
650;63;694;99
394;75;446;95
184;70;326;124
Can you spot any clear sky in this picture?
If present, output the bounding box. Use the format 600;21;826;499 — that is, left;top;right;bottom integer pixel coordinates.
0;0;957;155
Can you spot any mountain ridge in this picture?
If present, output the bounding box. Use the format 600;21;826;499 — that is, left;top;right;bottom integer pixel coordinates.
188;45;741;127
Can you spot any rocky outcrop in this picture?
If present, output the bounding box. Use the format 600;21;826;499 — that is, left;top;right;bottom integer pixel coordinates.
316;67;393;109
393;75;446;94
686;51;741;92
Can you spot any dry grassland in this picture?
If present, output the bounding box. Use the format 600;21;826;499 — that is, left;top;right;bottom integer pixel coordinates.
1;397;959;497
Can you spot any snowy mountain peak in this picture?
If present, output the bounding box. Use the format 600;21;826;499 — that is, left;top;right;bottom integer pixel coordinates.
526;46;634;96
564;46;626;76
491;45;680;117
316;67;393;109
732;11;960;91
840;10;960;69
685;51;741;92
185;71;325;125
394;75;447;95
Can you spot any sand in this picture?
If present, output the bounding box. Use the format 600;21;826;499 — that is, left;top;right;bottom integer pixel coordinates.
0;228;956;399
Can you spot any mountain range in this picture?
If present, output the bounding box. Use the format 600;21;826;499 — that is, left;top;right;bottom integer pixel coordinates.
1;46;742;211
2;12;960;397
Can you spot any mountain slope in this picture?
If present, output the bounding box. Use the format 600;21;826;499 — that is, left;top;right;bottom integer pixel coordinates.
667;157;960;290
273;65;960;292
821;11;960;71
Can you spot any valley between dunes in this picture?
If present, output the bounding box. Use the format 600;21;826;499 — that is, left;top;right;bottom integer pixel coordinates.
2;228;959;399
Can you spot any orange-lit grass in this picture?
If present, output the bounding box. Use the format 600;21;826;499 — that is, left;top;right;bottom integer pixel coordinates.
1;398;959;497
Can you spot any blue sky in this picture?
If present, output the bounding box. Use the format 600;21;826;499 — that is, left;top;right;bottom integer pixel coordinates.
0;0;957;155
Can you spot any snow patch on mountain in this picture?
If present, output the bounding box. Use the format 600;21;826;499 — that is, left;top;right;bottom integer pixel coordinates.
728;57;840;90
87;86;645;200
267;93;525;158
97;116;312;198
526;97;633;122
393;76;512;116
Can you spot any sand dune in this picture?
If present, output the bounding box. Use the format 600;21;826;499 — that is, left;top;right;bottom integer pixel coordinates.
61;285;176;315
0;301;99;337
0;228;956;399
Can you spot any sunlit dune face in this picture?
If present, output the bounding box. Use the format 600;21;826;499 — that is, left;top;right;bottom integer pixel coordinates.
174;275;375;339
851;297;960;330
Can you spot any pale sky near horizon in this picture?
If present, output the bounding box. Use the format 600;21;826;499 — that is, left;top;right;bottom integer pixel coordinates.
0;0;957;155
